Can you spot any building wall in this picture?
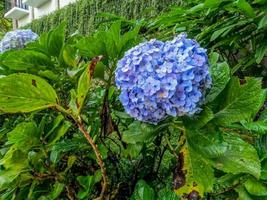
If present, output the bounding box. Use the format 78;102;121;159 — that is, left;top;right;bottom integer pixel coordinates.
16;0;77;28
34;0;56;19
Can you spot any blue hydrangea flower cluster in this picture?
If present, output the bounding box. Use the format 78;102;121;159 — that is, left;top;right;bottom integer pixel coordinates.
115;33;212;124
0;29;38;53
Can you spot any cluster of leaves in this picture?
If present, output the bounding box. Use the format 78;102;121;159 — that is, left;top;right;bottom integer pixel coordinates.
146;0;267;83
0;2;267;200
0;0;12;39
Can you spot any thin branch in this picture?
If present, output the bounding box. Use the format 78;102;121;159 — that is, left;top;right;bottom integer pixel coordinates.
77;121;108;200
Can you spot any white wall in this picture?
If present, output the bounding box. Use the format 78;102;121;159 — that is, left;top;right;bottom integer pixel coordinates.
34;0;57;19
17;0;77;28
60;0;76;8
18;6;33;27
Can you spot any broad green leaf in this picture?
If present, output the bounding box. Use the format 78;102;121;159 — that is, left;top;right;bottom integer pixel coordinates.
244;178;267;196
187;128;227;159
130;180;155;200
214;77;265;125
258;15;267;29
174;133;214;198
47;23;66;57
205;62;230;103
0;148;29;190
7;122;39;152
240;120;267;134
122;121;154;144
0;73;58;113
213;132;261;178
235;0;256;18
1;50;53;70
183;107;214;129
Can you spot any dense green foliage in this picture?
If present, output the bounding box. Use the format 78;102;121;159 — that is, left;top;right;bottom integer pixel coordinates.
0;1;12;39
0;0;267;199
24;0;180;35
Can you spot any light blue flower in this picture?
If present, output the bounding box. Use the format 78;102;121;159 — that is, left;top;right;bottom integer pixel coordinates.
115;33;212;124
0;29;38;53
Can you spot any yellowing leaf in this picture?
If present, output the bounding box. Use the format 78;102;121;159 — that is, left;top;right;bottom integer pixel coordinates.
0;73;58;113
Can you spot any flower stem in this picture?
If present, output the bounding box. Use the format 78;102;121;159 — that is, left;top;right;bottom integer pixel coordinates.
76;121;108;200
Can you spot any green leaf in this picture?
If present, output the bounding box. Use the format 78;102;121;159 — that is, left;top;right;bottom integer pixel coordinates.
157;189;180;200
174;133;214;198
183;107;214;129
213;77;265;125
187;128;227;159
206;61;230;103
38;182;65;200
49;182;65;200
62;45;79;67
240;120;267;134
38;70;58;81
0;169;21;191
7;122;39;152
0;73;59;113
122;121;154;144
235;186;253;200
47;23;66;57
204;0;220;7
93;62;106;79
235;0;256;18
76;64;91;114
261;159;267;180
210;26;235;42
50;137;89;163
213;132;261;178
47;120;72;146
131;180;155;200
259;109;267;121
258;15;267;29
63;155;77;173
0;148;30;190
244;178;267;196
123;143;143;158
77;173;100;200
210;52;220;65
1;50;53;70
255;44;267;64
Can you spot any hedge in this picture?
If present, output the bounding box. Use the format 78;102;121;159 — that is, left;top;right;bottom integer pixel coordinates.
24;0;179;35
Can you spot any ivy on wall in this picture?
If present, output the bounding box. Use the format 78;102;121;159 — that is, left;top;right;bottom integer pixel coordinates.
24;0;179;35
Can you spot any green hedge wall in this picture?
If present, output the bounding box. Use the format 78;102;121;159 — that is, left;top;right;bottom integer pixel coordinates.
25;0;179;35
